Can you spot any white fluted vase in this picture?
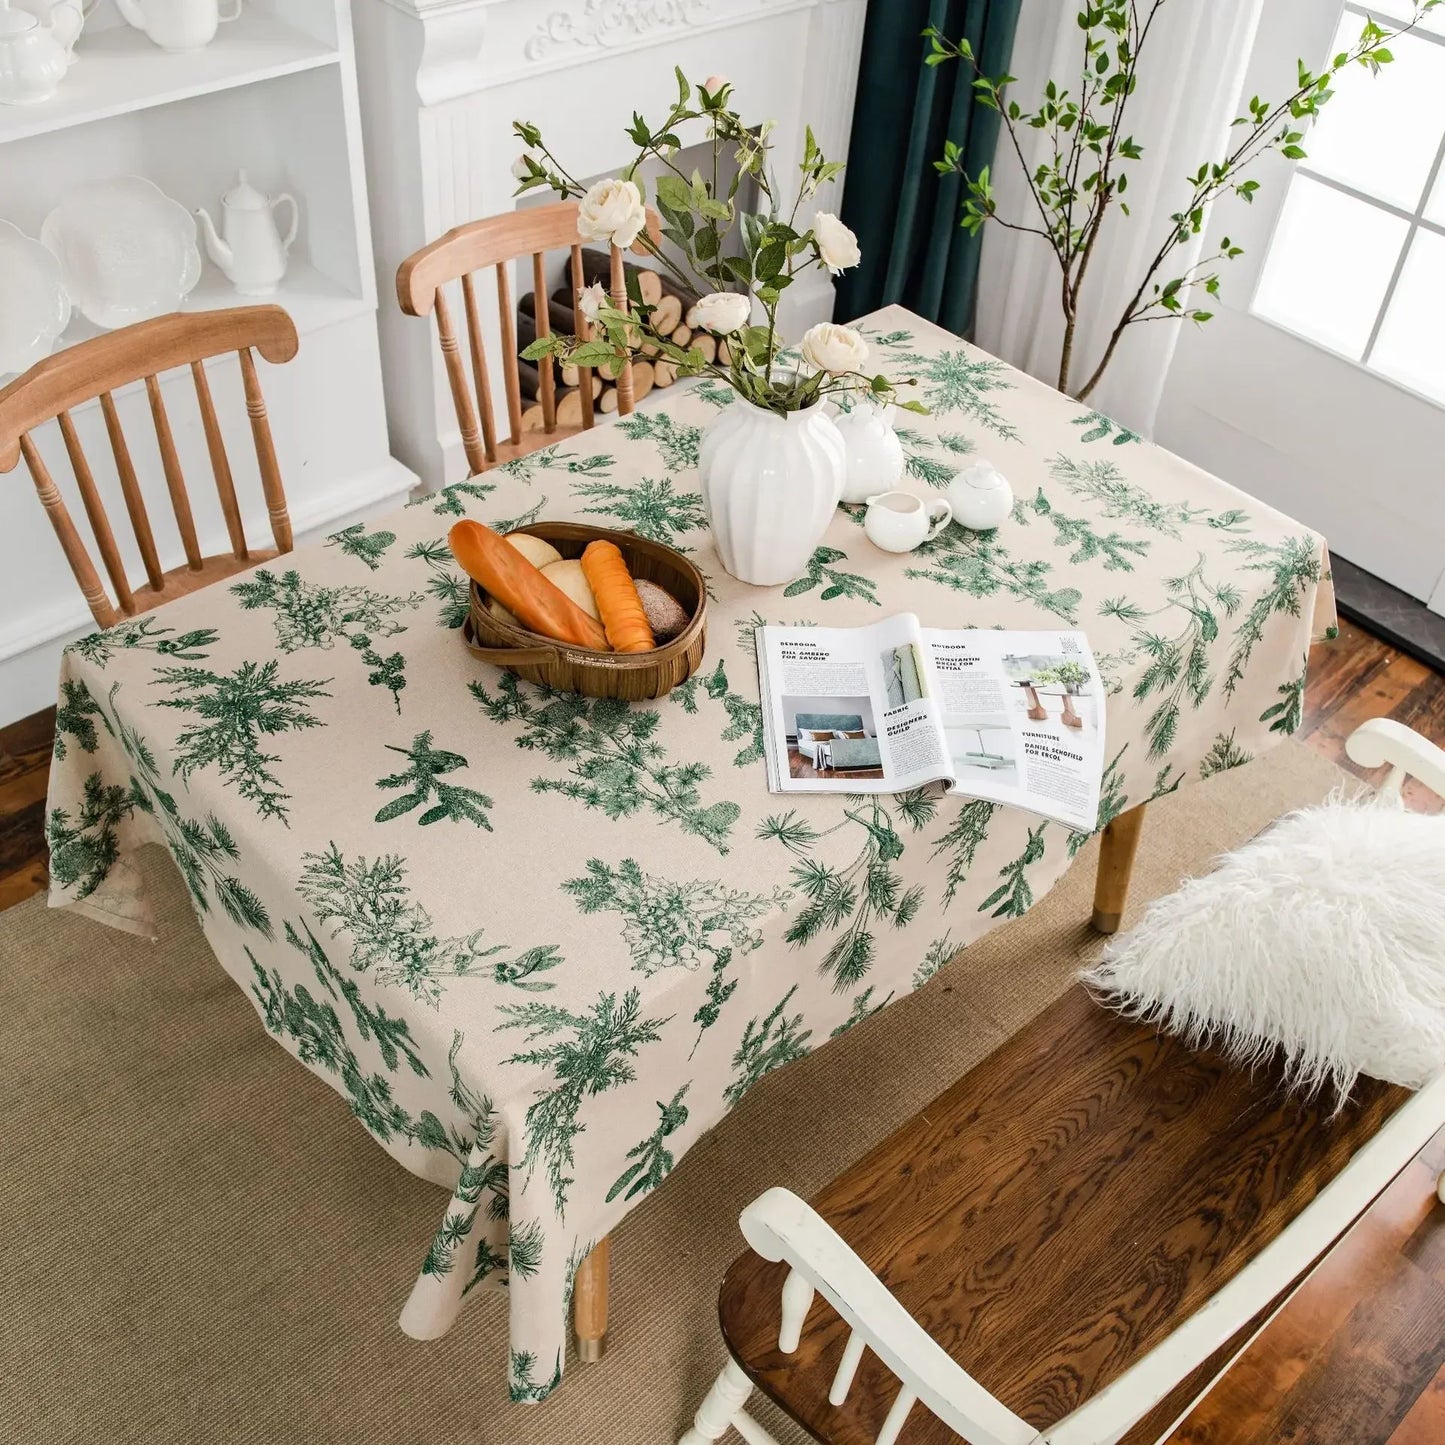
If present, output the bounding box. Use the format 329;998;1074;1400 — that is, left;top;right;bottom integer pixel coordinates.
697;395;846;586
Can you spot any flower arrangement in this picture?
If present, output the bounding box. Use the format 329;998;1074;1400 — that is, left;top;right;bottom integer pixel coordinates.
512;71;924;418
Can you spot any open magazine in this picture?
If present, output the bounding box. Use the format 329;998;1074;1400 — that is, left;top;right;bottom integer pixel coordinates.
757;615;1105;833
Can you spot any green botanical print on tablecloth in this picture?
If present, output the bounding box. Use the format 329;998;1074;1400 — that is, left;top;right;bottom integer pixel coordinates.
830;985;894;1037
1020;488;1150;572
907;527;1082;624
1049;455;1249;539
784;546;880;606
375;731;494;830
509;1349;563;1405
615;410;704;470
913;934;958;990
53;678;102;760
1072;411;1141;445
405;538;470;629
896;425;975;488
493;495;549;532
571;474;706;548
694;379;737;408
606;1084;690;1202
760;791;933;991
1222;536;1321;696
45;772;133;901
508;1217;545;1280
930;799;997;907
327;522;396;571
498;448;613;486
67;617;218;667
690;954;736;1056
150;660;329;825
232;568;423;711
981;822;1048;919
672;658;763;768
895;347;1019;441
724;985;812;1107
1261;656;1308;736
425;478;497;518
470;674;741;853
561;857;777;976
498;987;670;1216
299;844;563;1004
1200;729;1254;778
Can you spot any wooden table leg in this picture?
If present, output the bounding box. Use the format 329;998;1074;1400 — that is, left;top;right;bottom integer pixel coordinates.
573;1235;611;1362
1092;802;1147;934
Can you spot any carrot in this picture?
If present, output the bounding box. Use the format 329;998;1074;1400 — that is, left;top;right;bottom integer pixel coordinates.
581;540;655;653
449;520;609;651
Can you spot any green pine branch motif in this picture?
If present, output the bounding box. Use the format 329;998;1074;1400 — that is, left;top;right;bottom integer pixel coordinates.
759;793;931;992
497;987;671;1216
425;478;497;517
671;658;763;767
509;1349;563;1404
66;617;218;667
298;843;563;1004
912;934;958;990
571;474;706;549
326;522;396;571
1260;656;1308;736
1022;488;1150;572
497;447;614;486
404;538;470;629
150;659;330;825
895;425;976;488
695;379;738;408
491;495;549;533
1200;729;1254;778
1048;455;1249;538
231;567;423;712
562;856;779;978
895;347;1019;440
606;1084;690;1203
509;1217;546;1281
1072;411;1141;445
615;410;705;470
53;678;103;760
907;527;1082;624
469;673;741;853
830;985;894;1038
1066;744;1131;857
375;731;494;830
1221;536;1322;697
724;985;813;1107
929;798;997;907
45;771;134;901
690;952;737;1057
784;546;880;606
980;822;1048;919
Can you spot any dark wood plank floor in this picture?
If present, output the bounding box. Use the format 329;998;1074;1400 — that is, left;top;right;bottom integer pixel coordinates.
2;614;1443;1441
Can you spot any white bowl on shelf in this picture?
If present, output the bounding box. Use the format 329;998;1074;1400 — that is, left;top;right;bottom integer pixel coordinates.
40;175;202;330
0;218;70;377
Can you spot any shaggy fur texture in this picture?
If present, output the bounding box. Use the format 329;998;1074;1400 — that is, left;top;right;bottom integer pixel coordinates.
1083;794;1445;1108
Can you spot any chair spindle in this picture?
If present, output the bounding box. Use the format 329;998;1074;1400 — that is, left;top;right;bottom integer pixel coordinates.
531;250;557;433
57;410;134;615
609;244;635;414
145;374;202;570
21;433;119;629
459;272;498;464
496;260;523;444
433;286;488;476
191;360;247;560
100;391;164;592
238;347;293;555
778;1268;815;1353
874;1386;918;1445
829;1328;867;1405
569;244;595;429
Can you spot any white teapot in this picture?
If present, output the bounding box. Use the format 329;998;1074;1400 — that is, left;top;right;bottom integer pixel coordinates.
116;0;240;52
834;396;905;505
195;171;298;297
0;0;80;105
946;459;1015;532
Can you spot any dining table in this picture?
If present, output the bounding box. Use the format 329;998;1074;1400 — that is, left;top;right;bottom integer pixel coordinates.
43;304;1336;1404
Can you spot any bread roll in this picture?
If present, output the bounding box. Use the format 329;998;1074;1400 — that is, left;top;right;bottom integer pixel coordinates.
540;558;602;620
506;532;564;569
634;578;689;641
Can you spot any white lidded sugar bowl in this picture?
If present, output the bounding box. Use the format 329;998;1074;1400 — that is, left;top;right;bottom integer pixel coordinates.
834;395;905;505
945;459;1014;531
0;0;80;105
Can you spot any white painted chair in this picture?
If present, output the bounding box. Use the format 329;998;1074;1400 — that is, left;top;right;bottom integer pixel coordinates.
684;719;1445;1445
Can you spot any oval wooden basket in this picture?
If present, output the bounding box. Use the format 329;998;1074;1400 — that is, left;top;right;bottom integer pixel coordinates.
461;521;707;700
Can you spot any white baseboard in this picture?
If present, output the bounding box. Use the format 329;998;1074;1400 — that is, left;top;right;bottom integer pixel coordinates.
0;456;420;729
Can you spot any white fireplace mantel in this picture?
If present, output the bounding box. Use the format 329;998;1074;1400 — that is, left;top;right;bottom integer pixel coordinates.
354;0;868;486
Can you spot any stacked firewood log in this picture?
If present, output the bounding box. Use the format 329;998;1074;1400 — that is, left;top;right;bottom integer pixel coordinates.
514;248;734;431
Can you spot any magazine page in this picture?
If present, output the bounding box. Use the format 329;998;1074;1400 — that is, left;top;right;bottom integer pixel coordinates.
919;628;1104;832
757;615;953;795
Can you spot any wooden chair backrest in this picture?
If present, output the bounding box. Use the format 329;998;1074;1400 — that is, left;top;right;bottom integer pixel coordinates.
0;306;299;630
395;199;662;475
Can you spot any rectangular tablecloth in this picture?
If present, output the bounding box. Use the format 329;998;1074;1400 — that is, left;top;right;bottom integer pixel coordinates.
44;306;1335;1401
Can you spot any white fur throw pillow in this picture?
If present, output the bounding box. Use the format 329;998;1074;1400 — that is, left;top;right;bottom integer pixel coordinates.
1082;795;1445;1105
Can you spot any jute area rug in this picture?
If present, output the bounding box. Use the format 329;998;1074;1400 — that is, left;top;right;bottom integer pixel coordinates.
0;742;1346;1445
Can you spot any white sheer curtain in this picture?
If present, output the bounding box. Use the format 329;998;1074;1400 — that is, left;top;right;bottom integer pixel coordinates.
973;0;1264;436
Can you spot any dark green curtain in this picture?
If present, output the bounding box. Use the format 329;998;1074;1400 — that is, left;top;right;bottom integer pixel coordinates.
835;0;1022;335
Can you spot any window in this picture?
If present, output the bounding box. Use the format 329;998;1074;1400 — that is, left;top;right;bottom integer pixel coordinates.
1252;3;1445;404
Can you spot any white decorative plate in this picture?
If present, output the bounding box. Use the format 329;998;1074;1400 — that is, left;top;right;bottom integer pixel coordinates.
40;176;202;330
0;219;70;377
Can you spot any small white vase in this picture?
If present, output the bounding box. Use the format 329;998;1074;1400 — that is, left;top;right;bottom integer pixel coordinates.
698;392;846;586
834;396;905;504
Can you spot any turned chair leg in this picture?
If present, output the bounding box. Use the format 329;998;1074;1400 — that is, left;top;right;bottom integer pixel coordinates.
574;1236;611;1362
1092;802;1147;934
680;1359;756;1445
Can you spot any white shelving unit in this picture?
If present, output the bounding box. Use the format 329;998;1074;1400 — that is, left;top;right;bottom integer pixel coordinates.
0;0;417;726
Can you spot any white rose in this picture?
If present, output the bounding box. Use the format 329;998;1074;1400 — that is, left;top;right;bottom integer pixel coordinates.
577;177;647;249
511;153;533;181
801;322;869;375
812;212;861;275
692;291;751;335
576;281;607;324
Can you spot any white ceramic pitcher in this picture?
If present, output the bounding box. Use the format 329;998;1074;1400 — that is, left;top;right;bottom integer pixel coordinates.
195;171;298;297
0;0;80;104
116;0;240;51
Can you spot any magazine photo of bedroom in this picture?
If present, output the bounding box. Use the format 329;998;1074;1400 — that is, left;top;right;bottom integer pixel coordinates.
783;695;884;780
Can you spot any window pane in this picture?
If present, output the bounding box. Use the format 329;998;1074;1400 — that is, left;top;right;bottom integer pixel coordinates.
1300;17;1445;209
1368;228;1445;401
1350;1;1445;39
1253;174;1408;357
1423;158;1445;224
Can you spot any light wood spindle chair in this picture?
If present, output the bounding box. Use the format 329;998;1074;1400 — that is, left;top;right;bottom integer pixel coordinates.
395;199;662;476
0;306;299;631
